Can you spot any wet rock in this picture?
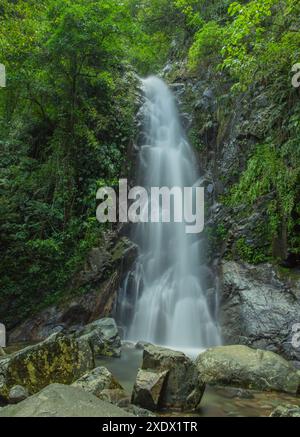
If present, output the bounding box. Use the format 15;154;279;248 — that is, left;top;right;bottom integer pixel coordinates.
196;345;300;394
220;261;300;361
110;238;138;273
72;366;123;398
79;247;111;284
0;333;94;401
141;344;205;410
0;384;133;417
132;368;168;411
135;341;152;350
270;404;300;417
77;318;121;358
8;385;29;404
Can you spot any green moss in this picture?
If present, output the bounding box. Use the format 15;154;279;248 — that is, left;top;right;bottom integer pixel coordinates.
235;238;268;265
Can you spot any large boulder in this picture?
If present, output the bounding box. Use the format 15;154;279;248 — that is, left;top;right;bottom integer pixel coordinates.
220;261;300;362
0;384;133;417
138;344;205;410
196;345;300;394
0;333;94;401
77;318;121;358
270;404;300;417
72;366;124;398
132;368;168;411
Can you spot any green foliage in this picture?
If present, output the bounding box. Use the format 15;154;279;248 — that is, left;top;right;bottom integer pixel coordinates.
0;0;142;326
228;141;300;255
216;224;228;241
1;0;300;325
222;0;300;92
235;238;268;264
188;21;224;70
182;0;300;262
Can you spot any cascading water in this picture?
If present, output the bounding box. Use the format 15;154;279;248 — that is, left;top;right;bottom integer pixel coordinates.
117;76;220;355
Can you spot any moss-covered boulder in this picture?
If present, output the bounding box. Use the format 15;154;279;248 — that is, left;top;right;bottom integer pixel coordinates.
196;345;300;394
72;366;123;398
0;333;94;401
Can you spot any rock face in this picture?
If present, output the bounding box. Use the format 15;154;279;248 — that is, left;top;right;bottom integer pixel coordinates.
196;345;300;394
132;368;168;411
134;344;205;411
77;318;121;358
270;404;300;417
0;384;133;417
0;333;94;401
72;366;124;398
8;274;120;344
220;261;300;362
8;237;137;344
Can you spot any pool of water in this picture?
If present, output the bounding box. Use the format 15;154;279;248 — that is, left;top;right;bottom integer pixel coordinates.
96;342;300;417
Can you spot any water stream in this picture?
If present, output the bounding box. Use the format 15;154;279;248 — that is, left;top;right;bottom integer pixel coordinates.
96;343;300;417
117;76;220;354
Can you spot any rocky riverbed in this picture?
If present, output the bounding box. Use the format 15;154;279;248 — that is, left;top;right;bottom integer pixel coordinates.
1;320;300;417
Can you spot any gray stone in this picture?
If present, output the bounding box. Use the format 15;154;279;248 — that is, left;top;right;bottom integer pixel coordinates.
78;318;121;358
8;385;29;404
142;344;205;410
220;261;300;361
132;368;168;411
72;366;123;398
196;345;300;394
270;404;300;417
0;384;133;417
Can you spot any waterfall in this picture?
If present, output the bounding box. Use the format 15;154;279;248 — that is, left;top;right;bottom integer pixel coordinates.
117;76;220;355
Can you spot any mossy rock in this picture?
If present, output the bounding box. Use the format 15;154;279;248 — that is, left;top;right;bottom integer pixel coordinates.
0;333;94;400
72;366;123;398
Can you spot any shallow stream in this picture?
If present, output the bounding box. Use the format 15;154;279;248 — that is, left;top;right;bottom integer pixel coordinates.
97;342;300;417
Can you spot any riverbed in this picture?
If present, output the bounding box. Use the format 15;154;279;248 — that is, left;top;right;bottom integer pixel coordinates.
97;342;300;417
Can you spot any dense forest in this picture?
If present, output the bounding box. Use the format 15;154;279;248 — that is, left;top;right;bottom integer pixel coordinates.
1;0;300;328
